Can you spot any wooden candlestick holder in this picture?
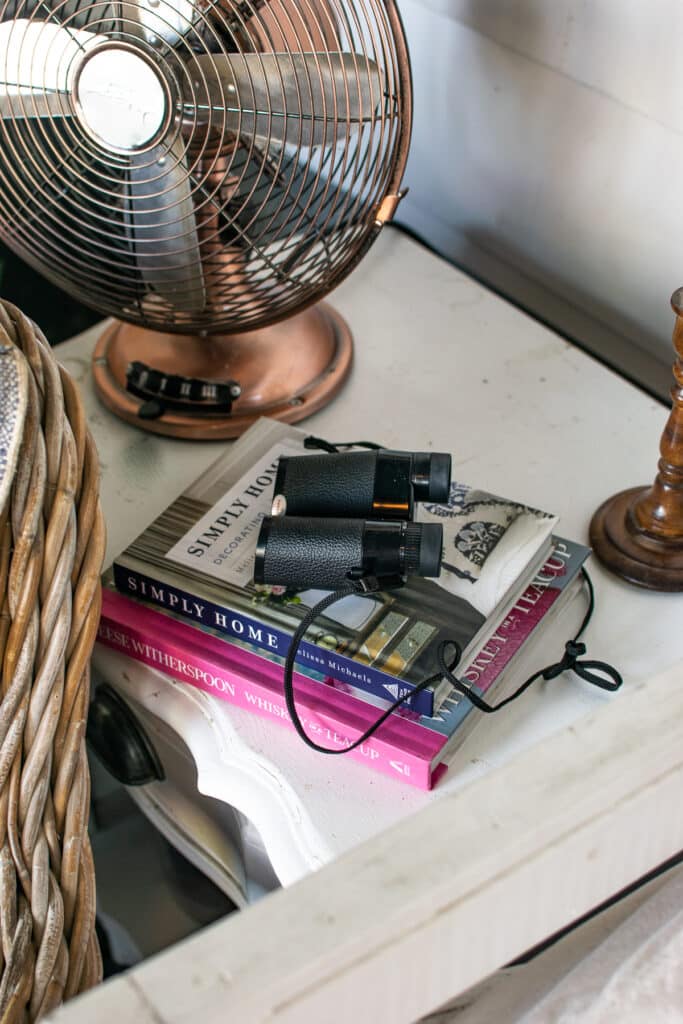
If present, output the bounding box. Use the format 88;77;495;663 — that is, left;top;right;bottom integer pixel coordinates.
590;288;683;590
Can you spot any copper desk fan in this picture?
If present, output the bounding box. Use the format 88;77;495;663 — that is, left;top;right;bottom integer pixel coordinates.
0;0;411;437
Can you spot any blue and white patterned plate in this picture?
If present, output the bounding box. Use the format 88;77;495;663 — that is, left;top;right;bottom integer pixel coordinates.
0;342;29;518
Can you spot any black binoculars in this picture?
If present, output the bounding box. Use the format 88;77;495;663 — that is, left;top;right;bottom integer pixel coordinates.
273;449;451;520
254;516;443;589
254;447;451;590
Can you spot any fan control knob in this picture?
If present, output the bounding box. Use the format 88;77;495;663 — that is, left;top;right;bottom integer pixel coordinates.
126;360;242;420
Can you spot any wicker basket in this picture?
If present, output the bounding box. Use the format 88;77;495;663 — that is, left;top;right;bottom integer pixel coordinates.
0;301;104;1021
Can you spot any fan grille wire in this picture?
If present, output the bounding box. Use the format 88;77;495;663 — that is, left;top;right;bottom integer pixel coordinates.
0;0;410;332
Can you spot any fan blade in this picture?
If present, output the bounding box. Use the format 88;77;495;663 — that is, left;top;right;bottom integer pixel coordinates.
0;1;119;32
0;19;102;119
125;140;206;315
225;0;342;56
189;52;382;148
221;143;351;252
117;0;196;46
0;88;73;119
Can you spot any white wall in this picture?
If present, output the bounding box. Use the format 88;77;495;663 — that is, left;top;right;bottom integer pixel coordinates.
396;0;682;396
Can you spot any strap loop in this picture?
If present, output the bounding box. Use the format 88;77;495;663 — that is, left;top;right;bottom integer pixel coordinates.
542;639;622;691
542;640;588;680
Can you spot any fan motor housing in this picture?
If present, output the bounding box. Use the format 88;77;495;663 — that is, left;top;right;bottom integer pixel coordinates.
73;43;173;152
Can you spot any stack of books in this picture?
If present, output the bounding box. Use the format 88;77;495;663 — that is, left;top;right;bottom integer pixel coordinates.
97;418;590;790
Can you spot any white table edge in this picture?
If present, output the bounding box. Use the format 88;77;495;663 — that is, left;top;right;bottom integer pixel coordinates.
50;659;683;1023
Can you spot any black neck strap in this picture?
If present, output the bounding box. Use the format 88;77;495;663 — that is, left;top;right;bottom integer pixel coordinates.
303;435;383;454
282;568;622;755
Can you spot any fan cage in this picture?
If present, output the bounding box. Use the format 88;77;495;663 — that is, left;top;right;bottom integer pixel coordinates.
0;0;411;333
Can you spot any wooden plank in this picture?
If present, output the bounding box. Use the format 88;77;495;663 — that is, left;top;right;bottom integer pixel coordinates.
50;662;683;1023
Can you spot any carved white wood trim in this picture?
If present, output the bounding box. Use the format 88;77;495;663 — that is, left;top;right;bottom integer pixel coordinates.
50;662;683;1023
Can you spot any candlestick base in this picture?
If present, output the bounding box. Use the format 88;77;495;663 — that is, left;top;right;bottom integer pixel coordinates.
590;486;683;591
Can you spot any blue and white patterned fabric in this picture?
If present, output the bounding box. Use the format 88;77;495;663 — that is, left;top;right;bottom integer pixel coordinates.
0;342;28;518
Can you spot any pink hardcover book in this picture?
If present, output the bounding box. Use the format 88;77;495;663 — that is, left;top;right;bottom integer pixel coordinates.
98;588;448;790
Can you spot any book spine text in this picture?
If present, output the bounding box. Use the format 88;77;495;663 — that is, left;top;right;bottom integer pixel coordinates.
112;562;436;717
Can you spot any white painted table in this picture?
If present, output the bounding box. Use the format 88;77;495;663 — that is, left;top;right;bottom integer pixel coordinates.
53;227;683;1022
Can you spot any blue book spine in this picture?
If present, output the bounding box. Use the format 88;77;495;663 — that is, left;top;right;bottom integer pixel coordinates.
112;563;436;716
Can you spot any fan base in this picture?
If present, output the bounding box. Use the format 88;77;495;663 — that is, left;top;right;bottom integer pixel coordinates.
92;302;353;439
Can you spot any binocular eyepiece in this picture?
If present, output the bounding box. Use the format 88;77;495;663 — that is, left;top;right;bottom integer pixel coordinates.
254;516;443;590
273;449;451;520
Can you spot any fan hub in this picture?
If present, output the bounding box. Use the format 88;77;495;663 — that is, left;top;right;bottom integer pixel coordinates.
73;45;170;151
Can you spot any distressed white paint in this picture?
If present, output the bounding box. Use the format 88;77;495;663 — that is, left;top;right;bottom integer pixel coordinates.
398;0;683;392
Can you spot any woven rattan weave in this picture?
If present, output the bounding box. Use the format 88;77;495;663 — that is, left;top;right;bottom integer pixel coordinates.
0;301;104;1022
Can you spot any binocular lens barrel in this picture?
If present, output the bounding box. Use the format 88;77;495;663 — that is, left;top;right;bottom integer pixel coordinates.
274;450;451;520
254;517;443;589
